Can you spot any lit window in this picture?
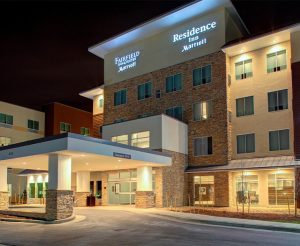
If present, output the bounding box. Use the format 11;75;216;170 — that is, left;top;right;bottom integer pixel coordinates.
267;50;287;73
193;65;212;86
235;59;252;80
268;89;288;112
269;129;289;151
194;137;213;156
131;131;150;148
166;74;182;93
193;100;212;121
138;82;152;100
99;96;104;108
60;122;71;133
111;135;128;145
114;89;127;106
237;134;255;154
0;136;11;146
236;96;254;117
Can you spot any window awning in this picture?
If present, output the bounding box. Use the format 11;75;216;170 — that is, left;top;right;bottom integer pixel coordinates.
186;156;300;173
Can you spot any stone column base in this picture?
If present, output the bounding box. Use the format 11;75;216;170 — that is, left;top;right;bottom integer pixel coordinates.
0;192;9;210
45;190;74;221
135;191;155;208
74;192;90;207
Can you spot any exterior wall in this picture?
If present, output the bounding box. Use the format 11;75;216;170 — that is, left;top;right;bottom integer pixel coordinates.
93;114;103;138
93;94;104;115
103;51;229;166
102;114;188;154
0;101;45;145
44;102;92;136
188;172;230;207
135;191;155;208
229;41;294;159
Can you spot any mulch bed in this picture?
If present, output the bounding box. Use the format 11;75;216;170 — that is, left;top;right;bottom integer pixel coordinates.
171;208;300;222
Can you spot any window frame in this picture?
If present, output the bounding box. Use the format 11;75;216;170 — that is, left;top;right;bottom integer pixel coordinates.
236;96;254;117
114;89;127;106
235;59;253;80
193;64;212;86
137;81;152;101
236;133;255;154
267;49;287;73
268;89;288;112
269;129;290;151
165;73;182;93
165;106;183;121
193;136;213;157
192;100;213;121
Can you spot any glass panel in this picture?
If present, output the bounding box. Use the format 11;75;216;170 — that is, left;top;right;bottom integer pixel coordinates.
269;131;279;151
108;173;119;181
174;106;183;120
245;96;254;115
138;84;144;100
279;129;289;150
120;171;131;179
193;68;201;86
37;183;43;198
28;120;33;129
194;176;215;205
268;91;277;112
145;82;152;98
111;135;128;145
277;50;287;70
193;102;201;121
244;59;253;78
131;171;137;178
267;52;277;73
131;182;137;192
278;89;288;110
235;61;243;80
246;134;255;153
174;74;182;91
202;65;211;84
119;194;130;204
166;108;173;117
33;121;39;130
237;135;246;154
0;113;5;123
236;175;259;205
166;76;173;93
121;90;127;104
236;98;244;117
6;115;13;125
120;182;130;192
207;137;213;155
29;183;35;198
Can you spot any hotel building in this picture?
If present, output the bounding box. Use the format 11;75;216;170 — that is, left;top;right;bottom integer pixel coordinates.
0;0;300;220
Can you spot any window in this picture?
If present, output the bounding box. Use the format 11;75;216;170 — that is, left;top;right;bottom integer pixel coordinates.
60;122;71;133
0;137;11;146
111;135;128;145
193;65;212;86
268;89;288;112
193;100;213;121
99;96;104;108
166;74;182;93
194;137;213;156
28;119;39;131
138;82;152;100
237;134;255;154
166;106;183;121
0;113;13;125
131;131;150;148
235;59;253;80
194;176;215;205
236;96;254;117
267;50;287;73
235;174;259;205
80;127;90;136
29;183;35;198
269;129;289;151
114;89;127;106
268;172;294;205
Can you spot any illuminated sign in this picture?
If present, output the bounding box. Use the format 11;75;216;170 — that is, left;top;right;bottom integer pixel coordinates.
172;21;216;53
113;152;131;159
115;51;140;72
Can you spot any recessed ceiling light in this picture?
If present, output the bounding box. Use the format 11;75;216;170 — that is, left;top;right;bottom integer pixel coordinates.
80;154;86;157
85;162;89;165
22;162;26;165
37;167;41;170
118;159;122;162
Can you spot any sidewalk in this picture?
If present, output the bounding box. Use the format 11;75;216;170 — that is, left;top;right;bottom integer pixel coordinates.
86;206;300;233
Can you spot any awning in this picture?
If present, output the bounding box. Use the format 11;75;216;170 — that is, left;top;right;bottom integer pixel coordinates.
186;156;300;173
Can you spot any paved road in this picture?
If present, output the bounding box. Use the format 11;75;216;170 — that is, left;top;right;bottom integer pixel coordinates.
0;208;300;246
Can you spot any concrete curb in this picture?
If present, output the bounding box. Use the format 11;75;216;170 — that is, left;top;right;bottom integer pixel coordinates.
151;213;300;233
0;214;76;224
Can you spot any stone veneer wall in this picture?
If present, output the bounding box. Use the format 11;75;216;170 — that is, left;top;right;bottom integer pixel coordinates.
154;149;188;208
74;192;90;207
93;113;103;138
45;190;74;221
135;191;155;208
0;192;9;210
188;172;229;207
103;51;229;167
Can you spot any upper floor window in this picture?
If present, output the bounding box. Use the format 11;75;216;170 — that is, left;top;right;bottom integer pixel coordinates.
268;89;288;112
138;82;152;100
193;65;212;86
114;89;127;106
236;96;254;117
237;133;255;154
166;106;183;121
60;122;71;133
194;137;213;156
269;129;289;151
0;113;13;125
131;131;150;148
235;59;252;80
166;74;182;93
193;100;213;121
0;136;11;147
267;50;287;73
111;134;128;145
80;127;90;136
28;119;39;131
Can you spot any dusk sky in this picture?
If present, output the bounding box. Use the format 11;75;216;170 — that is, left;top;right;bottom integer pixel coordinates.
1;0;300;112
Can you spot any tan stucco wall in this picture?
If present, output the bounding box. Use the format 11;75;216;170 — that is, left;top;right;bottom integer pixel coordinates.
229;41;294;159
0;101;45;144
93;94;104;115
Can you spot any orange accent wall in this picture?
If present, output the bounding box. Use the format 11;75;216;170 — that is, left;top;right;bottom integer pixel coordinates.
44;103;92;136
